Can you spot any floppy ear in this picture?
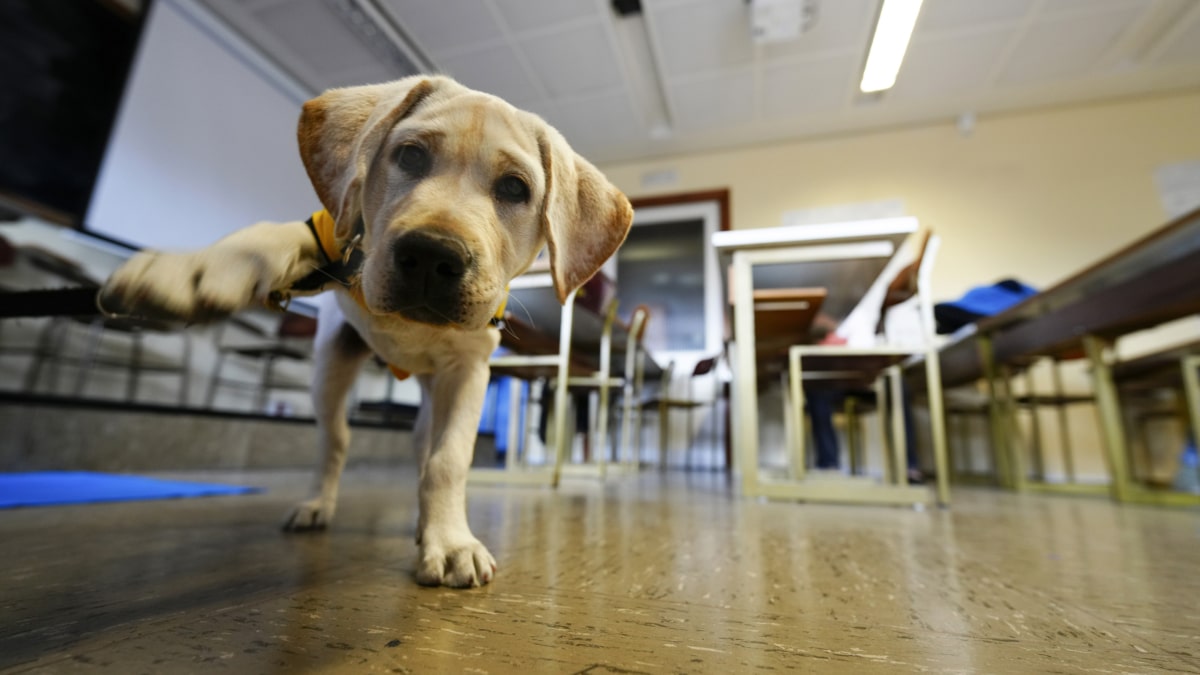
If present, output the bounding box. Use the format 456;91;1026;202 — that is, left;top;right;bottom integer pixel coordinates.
538;127;633;304
297;76;442;239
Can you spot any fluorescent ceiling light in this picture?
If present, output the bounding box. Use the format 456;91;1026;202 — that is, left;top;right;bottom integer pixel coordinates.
860;0;924;93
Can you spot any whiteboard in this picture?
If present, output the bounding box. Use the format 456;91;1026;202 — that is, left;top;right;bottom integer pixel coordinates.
86;0;319;251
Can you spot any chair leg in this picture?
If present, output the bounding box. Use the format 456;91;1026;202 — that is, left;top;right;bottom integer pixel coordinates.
257;355;276;413
205;352;226;409
178;333;193;407
658;401;670;471
73;319;106;398
125;329;143;403
25;319;64;394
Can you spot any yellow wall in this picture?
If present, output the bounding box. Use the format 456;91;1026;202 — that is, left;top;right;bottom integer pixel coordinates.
600;91;1200;299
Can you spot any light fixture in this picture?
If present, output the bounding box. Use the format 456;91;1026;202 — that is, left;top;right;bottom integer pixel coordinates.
860;0;923;93
748;0;819;45
610;1;674;139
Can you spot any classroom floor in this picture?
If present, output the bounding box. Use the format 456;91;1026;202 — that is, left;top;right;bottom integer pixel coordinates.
1;467;1198;674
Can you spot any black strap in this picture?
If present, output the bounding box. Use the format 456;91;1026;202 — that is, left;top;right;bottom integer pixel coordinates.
290;215;365;293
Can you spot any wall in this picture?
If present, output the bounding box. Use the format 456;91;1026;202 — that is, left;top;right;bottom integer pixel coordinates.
87;0;319;250
599;92;1200;482
600;91;1200;300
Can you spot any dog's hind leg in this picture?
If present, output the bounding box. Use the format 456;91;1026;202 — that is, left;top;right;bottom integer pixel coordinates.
283;302;371;531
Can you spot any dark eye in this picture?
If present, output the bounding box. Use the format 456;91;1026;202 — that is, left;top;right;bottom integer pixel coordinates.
395;144;431;177
494;175;530;204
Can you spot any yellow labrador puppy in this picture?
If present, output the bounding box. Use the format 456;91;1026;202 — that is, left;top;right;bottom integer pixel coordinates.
99;76;633;588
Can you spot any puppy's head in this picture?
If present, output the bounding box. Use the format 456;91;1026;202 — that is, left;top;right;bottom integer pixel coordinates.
298;75;632;328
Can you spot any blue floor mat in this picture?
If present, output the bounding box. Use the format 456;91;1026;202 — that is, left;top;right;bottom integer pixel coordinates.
0;471;263;508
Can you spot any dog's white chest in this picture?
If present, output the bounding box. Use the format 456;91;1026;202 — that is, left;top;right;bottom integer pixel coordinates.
331;290;497;375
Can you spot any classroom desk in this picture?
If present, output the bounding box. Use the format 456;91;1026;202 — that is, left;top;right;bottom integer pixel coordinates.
712;217;946;504
912;206;1200;504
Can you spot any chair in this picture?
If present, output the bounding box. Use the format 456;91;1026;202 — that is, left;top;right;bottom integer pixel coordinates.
551;300;651;475
204;311;317;413
638;354;724;470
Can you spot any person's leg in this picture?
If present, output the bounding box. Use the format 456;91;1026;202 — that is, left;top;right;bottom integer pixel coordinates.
902;381;924;482
808;389;840;470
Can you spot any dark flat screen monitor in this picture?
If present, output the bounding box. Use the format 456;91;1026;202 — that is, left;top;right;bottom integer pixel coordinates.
0;0;150;226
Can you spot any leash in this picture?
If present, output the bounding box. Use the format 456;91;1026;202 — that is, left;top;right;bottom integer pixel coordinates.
0;287;104;319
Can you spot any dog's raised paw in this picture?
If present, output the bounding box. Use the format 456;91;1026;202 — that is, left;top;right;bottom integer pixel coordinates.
282;499;334;532
101;248;268;323
415;534;497;588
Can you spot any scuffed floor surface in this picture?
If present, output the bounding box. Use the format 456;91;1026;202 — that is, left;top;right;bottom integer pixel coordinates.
1;467;1198;674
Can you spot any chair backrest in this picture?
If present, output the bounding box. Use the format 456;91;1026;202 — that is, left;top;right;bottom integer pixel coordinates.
629;304;651;341
881;229;932;312
623;304;651;387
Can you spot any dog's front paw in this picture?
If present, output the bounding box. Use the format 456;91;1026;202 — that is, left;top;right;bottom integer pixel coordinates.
416;528;497;588
99;248;270;322
282;498;335;532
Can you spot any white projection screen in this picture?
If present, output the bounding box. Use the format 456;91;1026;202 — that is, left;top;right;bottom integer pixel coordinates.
87;0;319;251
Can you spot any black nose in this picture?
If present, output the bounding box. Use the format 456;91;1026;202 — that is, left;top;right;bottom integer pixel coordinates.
390;232;472;324
394;231;470;287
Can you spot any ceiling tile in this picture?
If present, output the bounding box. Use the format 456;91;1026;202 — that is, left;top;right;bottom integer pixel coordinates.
649;1;755;77
916;0;1035;34
492;0;600;34
1041;0;1152;14
890;29;1014;100
519;21;624;97
324;62;400;90
255;0;383;76
437;44;543;105
667;69;756;132
379;0;503;58
762;0;875;61
547;92;645;150
760;55;855;119
999;7;1142;84
1156;13;1200;65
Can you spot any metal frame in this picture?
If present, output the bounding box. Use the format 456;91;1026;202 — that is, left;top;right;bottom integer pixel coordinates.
472;295;655;486
1183;355;1200;453
724;226;950;506
470;292;576;488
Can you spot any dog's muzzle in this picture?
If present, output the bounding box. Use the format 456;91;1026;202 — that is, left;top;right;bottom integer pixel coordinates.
390;231;473;325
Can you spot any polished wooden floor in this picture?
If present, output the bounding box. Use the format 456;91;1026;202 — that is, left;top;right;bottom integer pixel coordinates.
2;467;1198;674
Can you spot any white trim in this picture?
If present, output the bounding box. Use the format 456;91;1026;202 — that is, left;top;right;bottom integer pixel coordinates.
712;216;918;252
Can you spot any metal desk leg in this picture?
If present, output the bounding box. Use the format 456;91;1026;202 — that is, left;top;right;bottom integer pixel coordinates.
979;333;1017;487
978;335;1014;489
550;295;575;488
1182;355;1200;453
924;349;951;506
505;378;521;471
875;374;893;484
787;349;807;481
1082;335;1132;502
1051;359;1076;483
1024;367;1045;481
889;366;908;487
846;397;860;476
1001;365;1027;492
731;250;761;496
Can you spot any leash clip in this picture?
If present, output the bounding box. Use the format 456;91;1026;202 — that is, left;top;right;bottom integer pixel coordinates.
342;233;362;265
